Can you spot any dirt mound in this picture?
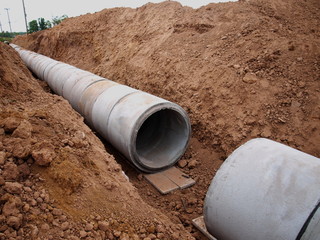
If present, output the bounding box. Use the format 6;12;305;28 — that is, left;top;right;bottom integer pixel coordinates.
14;0;320;157
9;0;320;238
0;42;193;239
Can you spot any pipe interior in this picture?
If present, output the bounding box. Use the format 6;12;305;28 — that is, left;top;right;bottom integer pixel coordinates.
135;109;189;169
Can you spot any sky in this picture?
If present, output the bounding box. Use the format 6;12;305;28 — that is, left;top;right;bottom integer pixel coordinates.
0;0;235;32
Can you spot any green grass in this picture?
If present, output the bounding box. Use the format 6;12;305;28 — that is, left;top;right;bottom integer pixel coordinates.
0;37;13;43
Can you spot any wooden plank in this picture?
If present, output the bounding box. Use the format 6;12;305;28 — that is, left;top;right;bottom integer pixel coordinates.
144;172;179;194
192;216;217;240
162;167;196;189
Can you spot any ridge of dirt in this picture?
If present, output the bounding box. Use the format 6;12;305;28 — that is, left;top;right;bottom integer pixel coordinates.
0;42;193;239
14;0;320;157
9;0;320;239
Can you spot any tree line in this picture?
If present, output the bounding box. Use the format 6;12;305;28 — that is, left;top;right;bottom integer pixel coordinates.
0;32;24;43
0;32;25;38
28;15;68;33
0;15;68;42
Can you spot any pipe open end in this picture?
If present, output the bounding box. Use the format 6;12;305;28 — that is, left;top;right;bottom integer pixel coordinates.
133;107;191;172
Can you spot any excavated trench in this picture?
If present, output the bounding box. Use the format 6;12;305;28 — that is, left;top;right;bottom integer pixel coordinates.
21;53;223;239
4;0;320;238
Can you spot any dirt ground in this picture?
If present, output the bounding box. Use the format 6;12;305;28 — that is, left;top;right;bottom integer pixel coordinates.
1;0;319;239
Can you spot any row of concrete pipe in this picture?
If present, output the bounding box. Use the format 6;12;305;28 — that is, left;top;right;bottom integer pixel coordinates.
11;44;319;240
10;43;191;173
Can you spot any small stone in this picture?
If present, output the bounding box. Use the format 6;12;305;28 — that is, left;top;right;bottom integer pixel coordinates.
31;225;39;237
242;72;258;84
29;199;37;206
79;230;87;238
32;147;56;166
188;160;198;169
0;224;8;232
2;197;21;216
147;234;157;239
297;57;303;62
52;220;60;227
52;208;63;216
59;215;67;222
7;216;22;229
24;180;33;187
40;203;47;210
23;203;30;212
186;208;194;214
233;64;241;69
106;232;114;239
113;230;121;237
4;138;32;159
98;221;109;231
12;120;32;139
2;117;21;133
43;194;50;203
0;151;6;165
30;207;41;216
61;222;69;231
85;223;94;231
157;233;165;238
177;159;187;168
172;232;180;240
132;234;140;240
261;128;272;138
41;223;50;231
120;233;130;240
4;182;23;194
147;225;155;233
2;162;19;180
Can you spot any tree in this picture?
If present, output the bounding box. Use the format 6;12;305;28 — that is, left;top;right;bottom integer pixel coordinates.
28;20;39;33
46;20;52;29
38;18;50;30
52;15;68;26
27;14;67;34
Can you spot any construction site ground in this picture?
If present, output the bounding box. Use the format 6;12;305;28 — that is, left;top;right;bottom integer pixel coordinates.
0;0;319;239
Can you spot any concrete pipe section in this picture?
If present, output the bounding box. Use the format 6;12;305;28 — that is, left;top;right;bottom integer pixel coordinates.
10;44;191;173
204;138;320;240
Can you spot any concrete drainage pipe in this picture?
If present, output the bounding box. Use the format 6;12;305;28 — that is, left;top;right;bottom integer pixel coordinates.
11;44;191;173
204;138;320;240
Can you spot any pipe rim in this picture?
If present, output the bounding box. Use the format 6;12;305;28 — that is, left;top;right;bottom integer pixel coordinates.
130;102;191;172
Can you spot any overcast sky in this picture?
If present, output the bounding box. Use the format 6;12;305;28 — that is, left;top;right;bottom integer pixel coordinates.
0;0;236;32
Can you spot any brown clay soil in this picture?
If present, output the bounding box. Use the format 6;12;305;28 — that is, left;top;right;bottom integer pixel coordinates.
1;0;319;239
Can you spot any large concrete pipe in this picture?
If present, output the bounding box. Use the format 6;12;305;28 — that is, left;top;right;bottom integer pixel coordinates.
10;44;191;173
204;138;320;240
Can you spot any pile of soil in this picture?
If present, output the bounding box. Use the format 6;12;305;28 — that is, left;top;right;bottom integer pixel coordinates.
3;0;320;238
0;43;193;239
14;0;320;157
